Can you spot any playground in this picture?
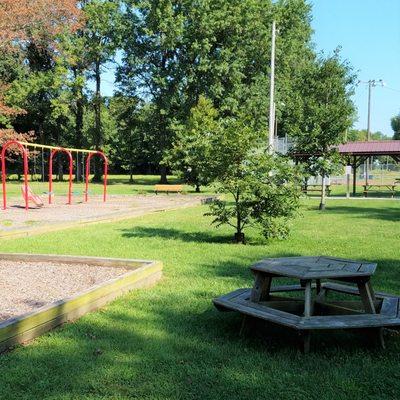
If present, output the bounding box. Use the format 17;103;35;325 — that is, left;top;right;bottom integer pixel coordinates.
0;140;206;236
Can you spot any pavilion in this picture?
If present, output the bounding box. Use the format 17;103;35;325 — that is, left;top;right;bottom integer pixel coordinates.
339;141;400;195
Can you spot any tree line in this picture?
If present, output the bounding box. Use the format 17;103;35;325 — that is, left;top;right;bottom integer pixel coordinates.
0;0;357;241
0;0;355;181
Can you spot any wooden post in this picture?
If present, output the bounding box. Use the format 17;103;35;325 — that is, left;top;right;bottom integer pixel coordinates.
345;165;351;199
352;156;357;196
303;280;313;353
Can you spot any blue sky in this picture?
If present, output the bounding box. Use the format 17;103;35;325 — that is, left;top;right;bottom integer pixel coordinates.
311;0;400;136
102;0;400;137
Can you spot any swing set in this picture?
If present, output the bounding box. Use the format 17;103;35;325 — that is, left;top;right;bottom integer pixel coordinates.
1;140;108;211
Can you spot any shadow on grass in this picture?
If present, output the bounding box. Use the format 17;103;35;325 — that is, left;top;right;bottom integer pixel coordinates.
0;294;394;400
322;205;400;221
1;253;399;399
200;252;302;281
120;226;242;245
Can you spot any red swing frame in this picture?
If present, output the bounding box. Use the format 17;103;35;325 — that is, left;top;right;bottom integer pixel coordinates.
1;140;108;211
1;140;29;210
49;148;73;205
85;151;108;202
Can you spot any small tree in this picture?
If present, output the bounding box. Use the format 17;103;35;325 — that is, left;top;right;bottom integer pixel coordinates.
204;116;300;244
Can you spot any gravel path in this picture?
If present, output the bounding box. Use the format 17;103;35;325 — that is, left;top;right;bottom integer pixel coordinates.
0;194;204;235
0;260;129;321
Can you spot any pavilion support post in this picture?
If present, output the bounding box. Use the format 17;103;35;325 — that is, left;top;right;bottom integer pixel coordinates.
352;156;357;196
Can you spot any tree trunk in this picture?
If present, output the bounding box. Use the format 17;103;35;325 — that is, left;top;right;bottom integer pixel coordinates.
57;157;63;182
234;190;245;243
234;232;245;244
159;165;168;184
319;174;326;210
129;163;134;184
195;183;201;193
74;70;84;182
92;59;103;182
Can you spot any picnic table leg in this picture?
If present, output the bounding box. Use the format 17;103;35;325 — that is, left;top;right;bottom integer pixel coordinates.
303;331;311;354
316;279;321;295
250;274;272;302
357;280;385;349
304;280;313;317
302;280;313;353
357;280;376;314
242;273;272;337
239;315;247;337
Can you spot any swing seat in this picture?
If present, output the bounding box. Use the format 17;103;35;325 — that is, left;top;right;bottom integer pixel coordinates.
21;185;44;208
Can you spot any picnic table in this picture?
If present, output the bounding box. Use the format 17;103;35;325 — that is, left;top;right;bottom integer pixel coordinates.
214;256;400;353
363;184;398;198
301;184;331;196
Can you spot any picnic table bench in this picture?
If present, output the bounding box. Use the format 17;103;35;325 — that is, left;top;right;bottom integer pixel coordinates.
214;256;400;353
363;184;398;198
301;184;331;196
154;184;183;194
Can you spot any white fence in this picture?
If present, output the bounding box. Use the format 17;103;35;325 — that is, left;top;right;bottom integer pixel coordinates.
309;163;400;186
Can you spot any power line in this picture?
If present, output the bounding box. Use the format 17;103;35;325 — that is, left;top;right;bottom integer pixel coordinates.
382;85;400;93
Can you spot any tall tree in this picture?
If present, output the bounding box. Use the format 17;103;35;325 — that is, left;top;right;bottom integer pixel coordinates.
347;129;389;142
0;0;81;126
163;0;317;193
109;94;152;182
118;0;189;183
83;0;123;181
290;50;356;210
0;0;80;49
391;113;400;140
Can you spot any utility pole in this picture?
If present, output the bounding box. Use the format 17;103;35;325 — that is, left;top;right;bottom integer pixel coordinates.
359;79;384;185
268;20;276;154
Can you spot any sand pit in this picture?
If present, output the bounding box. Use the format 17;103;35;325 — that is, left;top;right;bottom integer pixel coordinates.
0;260;130;321
0;254;163;351
0;194;205;237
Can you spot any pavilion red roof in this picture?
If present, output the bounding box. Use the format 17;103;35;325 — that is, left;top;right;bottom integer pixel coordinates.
338;141;400;155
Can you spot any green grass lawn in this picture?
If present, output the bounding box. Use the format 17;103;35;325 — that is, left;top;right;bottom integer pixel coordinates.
3;173;398;200
0;199;399;399
1;174;215;198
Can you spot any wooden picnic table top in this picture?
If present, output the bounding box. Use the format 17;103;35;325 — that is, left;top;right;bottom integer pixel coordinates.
251;256;377;280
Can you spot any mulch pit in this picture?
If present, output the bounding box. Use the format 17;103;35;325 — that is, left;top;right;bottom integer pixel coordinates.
0;260;129;321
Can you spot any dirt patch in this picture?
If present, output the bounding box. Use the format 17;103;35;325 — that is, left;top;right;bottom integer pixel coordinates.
0;260;130;321
0;194;204;236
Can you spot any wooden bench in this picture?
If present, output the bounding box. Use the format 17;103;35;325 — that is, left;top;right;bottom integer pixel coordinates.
154;184;183;194
301;184;331;196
